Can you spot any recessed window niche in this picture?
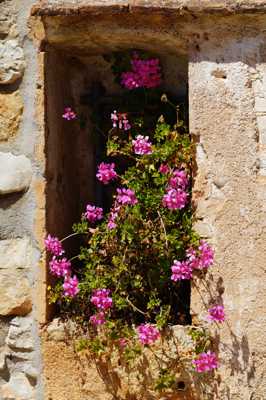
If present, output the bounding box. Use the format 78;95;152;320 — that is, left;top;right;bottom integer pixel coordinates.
44;19;189;321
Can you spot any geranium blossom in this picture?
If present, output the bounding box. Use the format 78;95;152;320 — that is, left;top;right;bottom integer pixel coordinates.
111;111;131;130
121;53;161;90
162;188;188;210
84;204;103;223
116;188;138;205
159;164;170;175
91;289;113;311
193;351;218;372
49;256;71;277
208;305;225;323
62;107;76;120
169;169;188;190
171;260;193;281
90;312;106;326
137;324;160;345
186;241;214;270
198;240;214;268
45;234;64;256
107;202;121;230
63;275;79;297
96;162;117;185
132;135;152;155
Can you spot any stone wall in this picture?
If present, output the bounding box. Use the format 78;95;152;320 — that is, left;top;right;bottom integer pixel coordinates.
0;1;266;399
0;1;44;399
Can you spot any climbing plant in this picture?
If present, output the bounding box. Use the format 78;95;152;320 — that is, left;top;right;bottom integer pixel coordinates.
45;51;224;394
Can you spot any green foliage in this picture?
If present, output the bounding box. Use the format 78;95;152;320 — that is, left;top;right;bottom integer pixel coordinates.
154;369;176;391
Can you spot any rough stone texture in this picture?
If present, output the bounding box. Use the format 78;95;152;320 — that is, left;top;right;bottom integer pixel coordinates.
0;91;23;141
31;0;266;16
6;317;34;351
0;39;25;84
0;152;32;195
0;372;34;400
42;322;198;400
189;37;266;399
0;238;32;316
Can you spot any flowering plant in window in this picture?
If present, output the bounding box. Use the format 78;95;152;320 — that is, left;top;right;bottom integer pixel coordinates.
45;51;224;395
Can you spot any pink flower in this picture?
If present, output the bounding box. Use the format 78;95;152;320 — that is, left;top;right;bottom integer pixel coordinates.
49;256;71;277
137;324;160;345
62;107;76;120
90;312;106;326
107;205;120;230
132;135;152;155
169;169;188;190
198;240;214;269
116;188;138;205
45;234;64;256
162;188;188;210
96;162;117;185
193;351;218;372
111;111;131;130
121;53;161;90
91;289;113;311
63;275;79;297
159;164;170;175
118;338;128;349
186;241;214;270
171;260;192;281
208;305;225;323
84;204;103;223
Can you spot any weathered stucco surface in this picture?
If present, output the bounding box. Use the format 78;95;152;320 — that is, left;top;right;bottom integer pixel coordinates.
0;0;266;399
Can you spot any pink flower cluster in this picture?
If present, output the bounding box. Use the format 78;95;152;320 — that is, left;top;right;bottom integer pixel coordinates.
111;111;131;131
121;53;161;90
63;275;79;297
162;169;189;210
90;289;113;327
169;169;188;191
171;241;214;282
85;204;103;223
132;135;153;155
62;107;76;121
45;234;64;256
49;256;71;277
208;305;225;323
159;164;170;175
171;260;192;281
107;202;121;230
162;188;188;210
96;162;117;185
107;188;138;230
116;188;138;205
193;351;218;373
91;289;113;311
137;323;160;345
89;311;106;326
186;240;214;270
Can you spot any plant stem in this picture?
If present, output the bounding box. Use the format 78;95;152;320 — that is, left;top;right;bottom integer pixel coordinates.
126;297;146;316
157;211;168;249
60;232;85;243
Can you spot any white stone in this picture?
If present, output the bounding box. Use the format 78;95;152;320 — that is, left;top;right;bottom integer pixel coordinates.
0;153;32;195
0;40;25;85
6;317;34;351
0;372;34;400
0;238;32;316
0;238;32;270
46;318;76;341
257;115;266;144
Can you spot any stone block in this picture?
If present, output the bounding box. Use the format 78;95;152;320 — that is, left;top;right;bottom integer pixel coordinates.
0;153;32;195
257;115;266;145
0;40;25;85
6;317;34;351
0;238;32;316
0;91;23;141
0;372;34;400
